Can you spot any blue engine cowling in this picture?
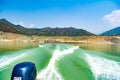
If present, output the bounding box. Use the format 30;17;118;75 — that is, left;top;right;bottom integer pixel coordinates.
11;62;36;80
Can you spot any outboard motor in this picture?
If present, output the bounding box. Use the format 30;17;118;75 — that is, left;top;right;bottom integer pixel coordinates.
11;62;36;80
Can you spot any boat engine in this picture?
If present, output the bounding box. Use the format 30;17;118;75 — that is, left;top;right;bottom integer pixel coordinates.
11;62;36;80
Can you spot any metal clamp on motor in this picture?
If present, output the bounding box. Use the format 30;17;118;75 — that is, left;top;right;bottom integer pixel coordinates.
11;62;37;80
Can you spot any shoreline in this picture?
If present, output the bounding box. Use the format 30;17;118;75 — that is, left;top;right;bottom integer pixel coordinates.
0;38;118;45
0;33;120;44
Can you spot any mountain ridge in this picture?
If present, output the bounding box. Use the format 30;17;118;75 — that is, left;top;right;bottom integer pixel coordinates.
101;27;120;36
0;18;94;36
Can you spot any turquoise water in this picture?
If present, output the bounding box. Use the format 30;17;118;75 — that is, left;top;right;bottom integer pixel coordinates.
79;44;120;57
0;43;120;80
0;42;38;53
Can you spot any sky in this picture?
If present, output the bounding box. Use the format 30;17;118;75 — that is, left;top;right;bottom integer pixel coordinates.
0;0;120;34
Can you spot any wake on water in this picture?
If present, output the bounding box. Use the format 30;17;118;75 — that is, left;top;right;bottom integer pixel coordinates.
37;44;120;80
85;53;120;80
0;43;120;80
0;53;26;71
37;45;79;80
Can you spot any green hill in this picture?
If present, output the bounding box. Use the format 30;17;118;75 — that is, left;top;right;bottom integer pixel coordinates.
0;19;94;36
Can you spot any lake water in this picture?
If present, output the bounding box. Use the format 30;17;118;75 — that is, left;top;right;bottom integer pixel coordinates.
0;42;120;57
0;43;120;80
0;42;38;53
79;44;120;57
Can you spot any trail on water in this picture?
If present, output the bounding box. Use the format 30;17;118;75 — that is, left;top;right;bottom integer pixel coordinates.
0;43;120;80
84;52;120;80
37;46;79;80
0;52;26;71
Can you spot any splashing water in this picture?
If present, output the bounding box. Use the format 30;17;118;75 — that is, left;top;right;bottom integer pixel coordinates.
0;53;26;71
37;46;79;80
84;53;120;80
0;43;120;80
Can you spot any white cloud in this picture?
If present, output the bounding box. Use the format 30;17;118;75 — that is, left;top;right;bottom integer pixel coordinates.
103;10;120;27
29;24;35;28
18;21;35;28
18;21;26;27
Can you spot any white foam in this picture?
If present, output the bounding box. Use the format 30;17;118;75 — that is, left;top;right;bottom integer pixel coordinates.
37;46;79;80
84;53;120;80
39;45;43;47
0;53;26;71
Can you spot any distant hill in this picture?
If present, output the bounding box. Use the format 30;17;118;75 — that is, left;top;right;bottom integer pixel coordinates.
0;19;18;33
0;18;94;36
101;27;120;36
37;27;95;36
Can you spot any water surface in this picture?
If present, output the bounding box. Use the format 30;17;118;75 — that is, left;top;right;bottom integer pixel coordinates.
0;43;120;80
0;42;120;57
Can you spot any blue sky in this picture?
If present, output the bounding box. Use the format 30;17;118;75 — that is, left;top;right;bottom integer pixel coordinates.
0;0;120;34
